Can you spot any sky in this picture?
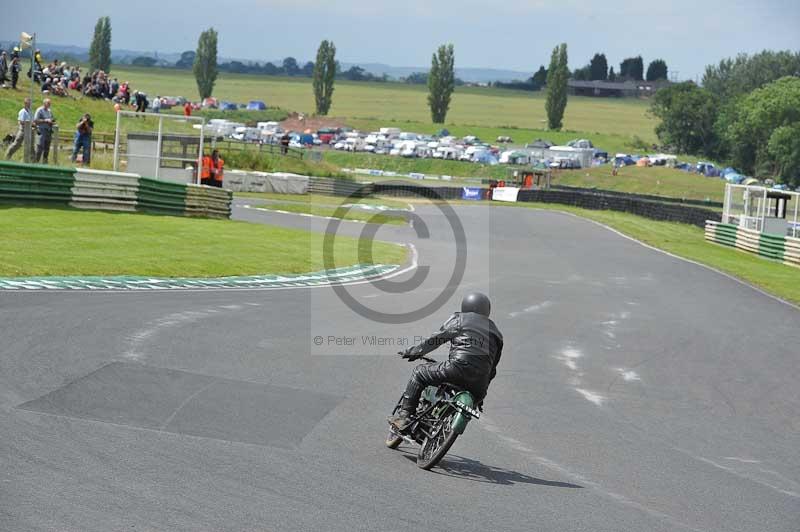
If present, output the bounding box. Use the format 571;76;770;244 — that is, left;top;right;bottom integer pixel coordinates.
3;0;800;80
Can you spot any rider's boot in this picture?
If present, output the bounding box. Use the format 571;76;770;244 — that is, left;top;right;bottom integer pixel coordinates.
387;396;416;431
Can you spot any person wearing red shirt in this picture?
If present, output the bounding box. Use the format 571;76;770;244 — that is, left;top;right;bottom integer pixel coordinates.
183;101;192;117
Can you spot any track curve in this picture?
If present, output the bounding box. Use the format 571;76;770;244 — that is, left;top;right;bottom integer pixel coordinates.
1;203;798;532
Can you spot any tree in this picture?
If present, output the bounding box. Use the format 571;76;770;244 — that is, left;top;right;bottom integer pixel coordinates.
89;16;111;72
175;51;195;69
620;56;644;81
723;76;800;184
608;66;617;82
100;17;112;71
650;82;718;155
702;50;800;104
193;28;218;99
545;43;568;130
131;56;157;67
301;61;314;76
282;57;299;76
590;53;608;81
646;59;668;81
405;72;428;84
531;65;547;89
342;65;368;81
427;44;455;124
571;65;591;81
313;40;336;115
261;62;279;75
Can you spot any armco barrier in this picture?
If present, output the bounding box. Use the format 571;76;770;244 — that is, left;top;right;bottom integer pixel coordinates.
309;177;373;197
373;184;464;200
551;184;724;209
705;220;800;268
0;161;75;206
517;188;720;227
70;168;140;212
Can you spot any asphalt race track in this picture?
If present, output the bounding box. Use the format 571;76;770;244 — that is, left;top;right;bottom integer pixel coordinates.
2;201;799;532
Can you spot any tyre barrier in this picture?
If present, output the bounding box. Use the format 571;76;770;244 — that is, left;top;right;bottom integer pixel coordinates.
0;162;76;206
70;168;140;212
0;161;232;219
705;220;800;268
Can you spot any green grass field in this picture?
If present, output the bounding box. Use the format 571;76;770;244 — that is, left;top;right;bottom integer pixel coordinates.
554;166;727;203
0;206;406;277
1;65;656;146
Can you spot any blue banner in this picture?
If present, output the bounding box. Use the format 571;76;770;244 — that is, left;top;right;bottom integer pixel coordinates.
462;187;482;200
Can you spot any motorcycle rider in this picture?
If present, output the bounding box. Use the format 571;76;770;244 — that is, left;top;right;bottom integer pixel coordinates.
388;292;503;431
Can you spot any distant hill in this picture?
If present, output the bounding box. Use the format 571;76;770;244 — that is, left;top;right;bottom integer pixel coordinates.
0;40;532;83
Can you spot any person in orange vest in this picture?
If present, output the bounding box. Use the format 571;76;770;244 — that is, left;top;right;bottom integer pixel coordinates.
201;149;224;187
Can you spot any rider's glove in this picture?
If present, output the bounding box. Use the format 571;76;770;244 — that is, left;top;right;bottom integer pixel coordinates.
399;348;419;360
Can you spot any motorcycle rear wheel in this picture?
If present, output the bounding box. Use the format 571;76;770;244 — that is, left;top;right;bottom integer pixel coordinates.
416;412;459;470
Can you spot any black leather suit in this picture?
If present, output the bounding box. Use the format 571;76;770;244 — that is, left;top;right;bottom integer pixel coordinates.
400;311;503;413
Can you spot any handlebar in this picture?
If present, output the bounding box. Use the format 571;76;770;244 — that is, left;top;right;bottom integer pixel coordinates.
398;351;436;364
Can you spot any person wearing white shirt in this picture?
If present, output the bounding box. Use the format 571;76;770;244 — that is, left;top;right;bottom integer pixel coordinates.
151;95;161;113
5;98;33;160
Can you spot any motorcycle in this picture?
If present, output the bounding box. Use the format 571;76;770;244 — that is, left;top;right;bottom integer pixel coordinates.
385;354;482;470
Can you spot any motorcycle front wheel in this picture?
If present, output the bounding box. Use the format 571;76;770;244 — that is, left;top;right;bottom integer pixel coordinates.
416;411;459;470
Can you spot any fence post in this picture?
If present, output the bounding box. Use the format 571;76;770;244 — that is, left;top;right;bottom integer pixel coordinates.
52;124;59;164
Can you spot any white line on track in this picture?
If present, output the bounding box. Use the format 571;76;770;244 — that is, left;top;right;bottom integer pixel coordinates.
480;419;707;532
551;210;800;312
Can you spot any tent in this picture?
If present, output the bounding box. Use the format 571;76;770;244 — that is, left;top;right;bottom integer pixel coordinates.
527;139;553;149
247;100;267;110
724;173;746;184
219;101;238;111
568;138;594;149
474;151;499;165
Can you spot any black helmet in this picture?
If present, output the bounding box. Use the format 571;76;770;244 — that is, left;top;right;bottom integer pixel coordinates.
461;292;491;317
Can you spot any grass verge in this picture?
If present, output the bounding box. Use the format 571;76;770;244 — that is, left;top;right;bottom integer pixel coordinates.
250;202;407;225
0;206;406;277
554;166;726;203
504;202;800;305
235;192;411;209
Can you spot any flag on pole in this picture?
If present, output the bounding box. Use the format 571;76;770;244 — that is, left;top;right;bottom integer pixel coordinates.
20;32;33;49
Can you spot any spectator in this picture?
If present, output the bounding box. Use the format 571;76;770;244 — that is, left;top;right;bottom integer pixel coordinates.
121;81;131;104
110;77;119;97
183;101;192;117
5;97;33;160
0;51;7;87
151;95;161;113
200;149;224;187
134;91;148;113
33;98;55;164
71;113;93;166
280;132;290;155
41;77;52;94
10;57;20;89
